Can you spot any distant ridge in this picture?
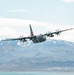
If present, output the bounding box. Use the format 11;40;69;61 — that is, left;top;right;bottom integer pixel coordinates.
0;39;74;71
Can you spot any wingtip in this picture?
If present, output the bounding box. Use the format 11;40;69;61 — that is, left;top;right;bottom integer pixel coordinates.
70;28;74;30
68;28;74;30
1;39;6;41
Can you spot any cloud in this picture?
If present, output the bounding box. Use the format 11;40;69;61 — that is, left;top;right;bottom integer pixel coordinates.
0;17;74;42
6;9;29;13
0;27;18;39
0;17;51;26
62;0;74;3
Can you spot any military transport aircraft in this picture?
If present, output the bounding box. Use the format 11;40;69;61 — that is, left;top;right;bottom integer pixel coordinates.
2;24;73;43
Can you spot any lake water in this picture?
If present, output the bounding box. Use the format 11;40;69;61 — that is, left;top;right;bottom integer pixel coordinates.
0;72;74;75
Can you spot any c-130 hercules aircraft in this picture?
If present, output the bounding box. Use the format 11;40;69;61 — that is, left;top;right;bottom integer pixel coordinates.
2;24;73;43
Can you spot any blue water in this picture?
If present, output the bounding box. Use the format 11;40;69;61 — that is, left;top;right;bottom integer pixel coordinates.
0;72;74;75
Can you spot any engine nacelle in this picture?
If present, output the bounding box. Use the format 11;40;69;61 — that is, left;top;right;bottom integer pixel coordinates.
20;39;27;42
50;34;54;37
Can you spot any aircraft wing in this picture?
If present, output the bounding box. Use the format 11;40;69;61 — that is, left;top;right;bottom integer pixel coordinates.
1;36;31;42
44;28;73;37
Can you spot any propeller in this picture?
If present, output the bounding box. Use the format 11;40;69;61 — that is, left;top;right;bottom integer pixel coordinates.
19;35;27;42
55;29;61;36
46;31;54;37
20;35;24;38
46;31;50;37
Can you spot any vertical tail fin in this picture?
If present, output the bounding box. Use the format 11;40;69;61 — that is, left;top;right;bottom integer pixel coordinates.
29;24;34;36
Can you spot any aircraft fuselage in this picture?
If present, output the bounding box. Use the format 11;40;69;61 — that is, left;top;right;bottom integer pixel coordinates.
31;35;46;43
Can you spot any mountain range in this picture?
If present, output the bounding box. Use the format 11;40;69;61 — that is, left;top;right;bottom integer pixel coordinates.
0;39;74;72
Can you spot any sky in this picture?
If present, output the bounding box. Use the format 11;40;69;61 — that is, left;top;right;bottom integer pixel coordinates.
0;0;74;42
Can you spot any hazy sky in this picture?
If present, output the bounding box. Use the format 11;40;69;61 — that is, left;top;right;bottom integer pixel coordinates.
0;0;74;42
0;0;74;25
